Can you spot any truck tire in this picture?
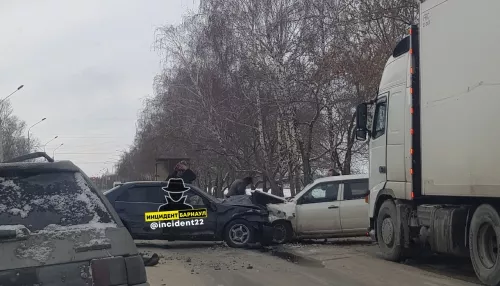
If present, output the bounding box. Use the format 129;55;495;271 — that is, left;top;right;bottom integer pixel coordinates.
376;200;402;261
469;204;500;286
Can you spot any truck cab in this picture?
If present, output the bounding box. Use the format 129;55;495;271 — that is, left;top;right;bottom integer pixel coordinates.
355;33;414;236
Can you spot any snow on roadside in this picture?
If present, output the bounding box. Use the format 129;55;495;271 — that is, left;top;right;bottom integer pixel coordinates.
216;187;292;198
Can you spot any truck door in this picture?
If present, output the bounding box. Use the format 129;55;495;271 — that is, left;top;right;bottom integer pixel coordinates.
369;94;388;189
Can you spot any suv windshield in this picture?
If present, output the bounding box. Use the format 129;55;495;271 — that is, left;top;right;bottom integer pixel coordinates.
0;171;114;233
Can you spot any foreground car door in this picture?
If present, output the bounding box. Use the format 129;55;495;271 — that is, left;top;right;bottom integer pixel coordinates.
338;179;370;235
114;185;165;239
295;181;341;234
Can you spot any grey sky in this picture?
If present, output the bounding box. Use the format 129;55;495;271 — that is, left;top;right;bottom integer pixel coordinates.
0;0;198;177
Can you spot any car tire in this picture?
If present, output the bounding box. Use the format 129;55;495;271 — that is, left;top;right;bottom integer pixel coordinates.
469;204;500;286
376;199;403;261
272;221;293;244
224;219;254;248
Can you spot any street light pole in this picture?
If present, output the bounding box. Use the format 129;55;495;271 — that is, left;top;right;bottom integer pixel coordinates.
42;136;58;153
1;85;24;104
0;85;24;162
27;117;47;151
53;143;64;160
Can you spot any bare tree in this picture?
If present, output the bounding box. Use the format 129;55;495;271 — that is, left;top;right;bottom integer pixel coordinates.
116;0;418;197
0;100;38;161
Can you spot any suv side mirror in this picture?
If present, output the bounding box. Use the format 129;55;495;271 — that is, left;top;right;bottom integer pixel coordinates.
355;103;369;141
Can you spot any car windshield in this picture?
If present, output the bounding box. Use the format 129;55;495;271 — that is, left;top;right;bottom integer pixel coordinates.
103;185;121;196
0;171;115;233
192;186;222;203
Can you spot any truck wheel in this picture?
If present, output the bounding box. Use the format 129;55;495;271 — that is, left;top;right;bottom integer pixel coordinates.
224;219;254;248
272;221;293;244
376;200;402;261
469;204;500;286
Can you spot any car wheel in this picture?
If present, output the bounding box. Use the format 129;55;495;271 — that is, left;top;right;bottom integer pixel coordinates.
469;204;500;286
272;221;293;244
376;199;402;261
224;219;254;248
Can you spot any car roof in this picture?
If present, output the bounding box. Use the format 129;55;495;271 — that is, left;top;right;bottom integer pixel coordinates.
312;174;369;184
117;180;202;188
120;181;168;186
0;160;80;173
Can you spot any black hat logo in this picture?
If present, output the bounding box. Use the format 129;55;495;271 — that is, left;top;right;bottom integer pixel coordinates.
158;178;194;211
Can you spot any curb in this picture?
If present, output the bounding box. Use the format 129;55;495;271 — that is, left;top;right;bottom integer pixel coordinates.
269;246;325;268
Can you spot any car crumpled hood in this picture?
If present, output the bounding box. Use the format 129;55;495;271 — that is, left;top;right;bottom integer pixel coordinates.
223;191;286;209
222;195;260;209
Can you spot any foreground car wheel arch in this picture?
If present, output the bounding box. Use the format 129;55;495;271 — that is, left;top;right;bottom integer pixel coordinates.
223;219;255;248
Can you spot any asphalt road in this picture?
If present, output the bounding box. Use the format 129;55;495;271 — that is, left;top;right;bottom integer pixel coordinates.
137;239;480;286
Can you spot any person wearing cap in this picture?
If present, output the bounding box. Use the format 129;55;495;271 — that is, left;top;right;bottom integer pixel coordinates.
166;160;197;184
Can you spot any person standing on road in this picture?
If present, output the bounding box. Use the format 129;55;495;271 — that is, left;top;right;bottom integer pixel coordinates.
166;160;197;184
226;176;253;198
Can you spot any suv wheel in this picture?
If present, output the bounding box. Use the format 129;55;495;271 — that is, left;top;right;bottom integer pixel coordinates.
272;221;293;244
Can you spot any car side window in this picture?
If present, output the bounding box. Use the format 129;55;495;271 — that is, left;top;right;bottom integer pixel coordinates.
372;98;387;139
342;180;369;201
300;182;339;204
117;187;164;203
185;190;205;207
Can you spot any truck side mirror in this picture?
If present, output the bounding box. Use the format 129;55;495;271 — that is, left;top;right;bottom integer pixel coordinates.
355;103;369;141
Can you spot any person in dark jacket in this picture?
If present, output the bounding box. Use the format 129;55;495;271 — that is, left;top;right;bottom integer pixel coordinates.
226;176;253;198
166;160;197;184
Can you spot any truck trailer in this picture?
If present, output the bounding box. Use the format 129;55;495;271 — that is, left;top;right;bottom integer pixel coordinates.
354;0;500;284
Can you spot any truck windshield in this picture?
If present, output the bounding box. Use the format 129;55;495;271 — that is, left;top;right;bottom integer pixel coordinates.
0;172;115;233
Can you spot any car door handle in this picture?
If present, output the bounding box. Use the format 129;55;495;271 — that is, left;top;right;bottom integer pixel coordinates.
328;205;339;209
379;166;387;173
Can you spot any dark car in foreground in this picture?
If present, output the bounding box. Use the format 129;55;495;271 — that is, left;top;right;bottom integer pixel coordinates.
104;180;274;248
0;152;148;286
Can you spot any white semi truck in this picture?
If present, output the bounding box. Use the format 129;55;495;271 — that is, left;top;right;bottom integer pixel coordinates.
354;0;500;284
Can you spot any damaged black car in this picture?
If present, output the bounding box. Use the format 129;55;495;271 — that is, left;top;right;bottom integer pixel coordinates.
104;181;274;248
